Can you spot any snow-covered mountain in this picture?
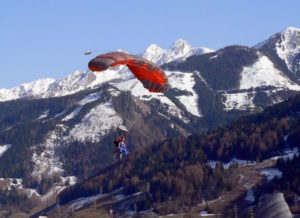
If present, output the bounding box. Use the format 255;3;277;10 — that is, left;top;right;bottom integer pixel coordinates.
0;78;56;102
256;26;300;78
143;39;214;66
0;39;213;102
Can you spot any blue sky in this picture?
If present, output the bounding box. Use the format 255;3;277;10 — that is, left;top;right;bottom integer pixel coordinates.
1;0;299;88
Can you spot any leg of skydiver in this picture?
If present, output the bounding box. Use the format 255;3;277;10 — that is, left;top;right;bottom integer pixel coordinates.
123;147;128;155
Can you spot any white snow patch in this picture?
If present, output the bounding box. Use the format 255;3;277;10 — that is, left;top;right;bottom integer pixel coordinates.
260;168;282;182
209;54;218;59
62;91;101;121
245;189;255;202
41;177;77;203
0;178;41;198
199;211;216;216
113;194;126;201
223;91;256;111
69;194;102;212
240;54;300;90
52;110;67;119
78;92;101;105
68;100;122;142
271;147;299;161
0;144;11;157
62;106;82;121
168;71;202;117
207;161;218;169
38;110;49;120
26;188;41;198
61;176;77;186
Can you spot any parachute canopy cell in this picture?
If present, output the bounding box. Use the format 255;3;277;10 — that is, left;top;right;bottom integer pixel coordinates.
88;51;168;93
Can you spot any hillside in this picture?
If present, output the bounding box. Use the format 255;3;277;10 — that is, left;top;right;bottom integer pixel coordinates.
55;93;300;217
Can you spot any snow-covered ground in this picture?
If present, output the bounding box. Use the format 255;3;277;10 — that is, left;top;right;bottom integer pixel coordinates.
275;27;300;73
38;110;50;120
259;168;282;182
0;178;40;198
223;91;256;111
68;100;122;142
240;54;300;90
32;131;64;180
0;144;11;157
245;189;255;202
62;91;102;121
40;176;76;203
67;188;124;213
271;147;299;161
199;211;216;217
62;106;82;121
78;91;101;105
168;71;202;117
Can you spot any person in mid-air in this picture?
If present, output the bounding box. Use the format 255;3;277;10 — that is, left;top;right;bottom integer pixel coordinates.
118;136;128;159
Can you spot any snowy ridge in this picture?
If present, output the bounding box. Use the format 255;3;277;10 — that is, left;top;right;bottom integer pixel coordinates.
0;78;55;101
0;144;11;157
142;39;214;66
275;27;300;73
0;39;212;103
255;26;300;74
142;44;165;64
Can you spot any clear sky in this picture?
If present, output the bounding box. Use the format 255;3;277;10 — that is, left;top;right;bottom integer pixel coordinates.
1;0;299;88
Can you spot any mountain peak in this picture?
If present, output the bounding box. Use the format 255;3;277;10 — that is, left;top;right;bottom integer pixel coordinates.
281;26;300;34
255;26;300;77
143;44;166;64
145;43;164;52
170;39;192;51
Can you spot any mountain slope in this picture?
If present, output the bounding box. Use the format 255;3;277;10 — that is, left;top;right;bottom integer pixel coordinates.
56;93;300;217
257;26;300;80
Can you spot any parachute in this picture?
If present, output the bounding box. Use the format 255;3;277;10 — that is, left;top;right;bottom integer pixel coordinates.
88;51;168;93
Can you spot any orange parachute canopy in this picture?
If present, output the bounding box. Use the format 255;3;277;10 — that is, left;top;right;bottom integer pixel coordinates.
88;51;168;93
